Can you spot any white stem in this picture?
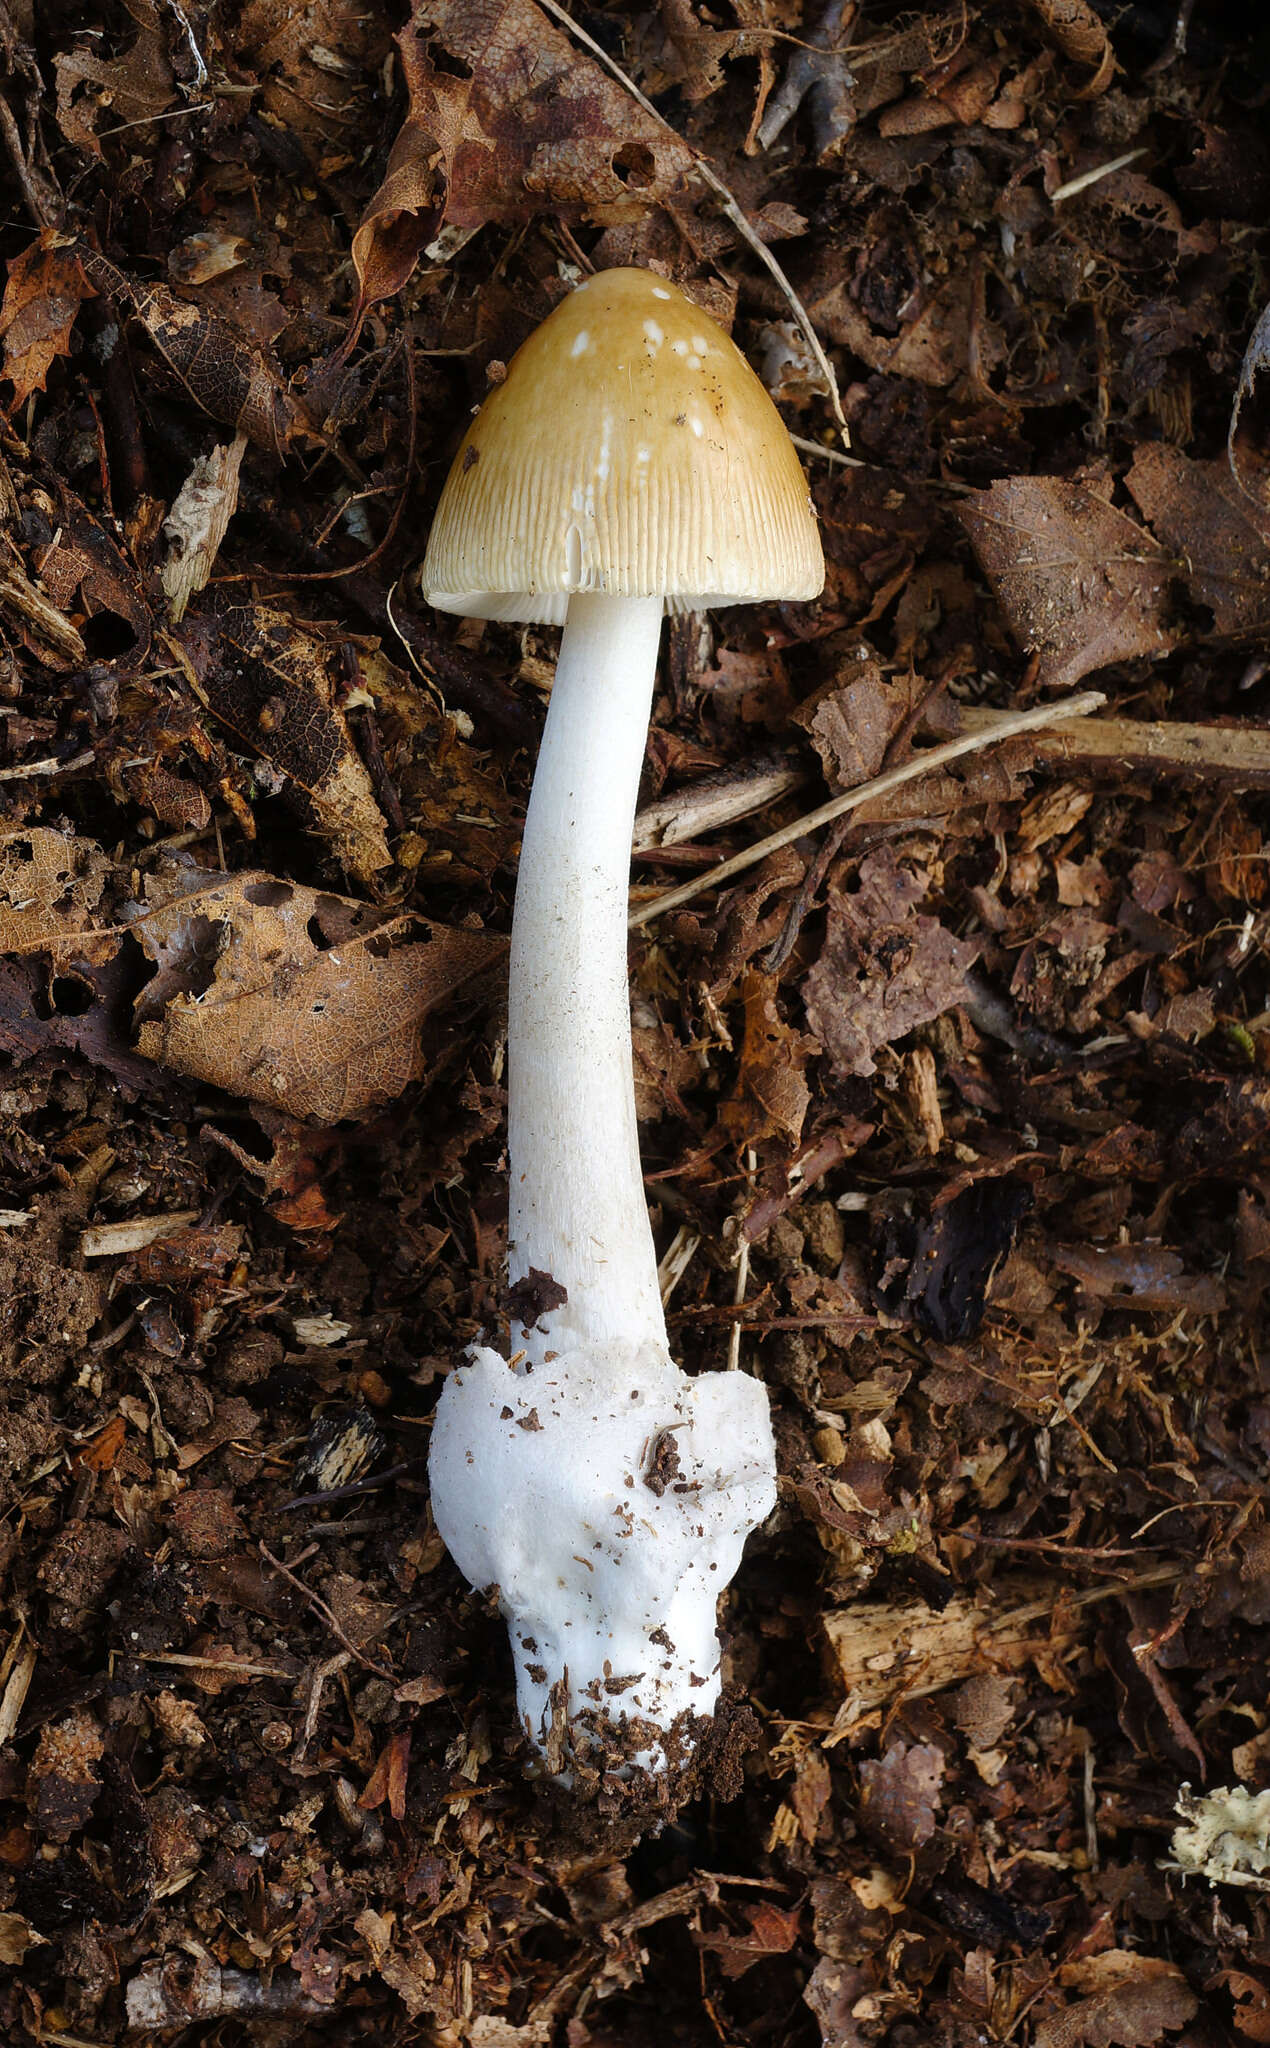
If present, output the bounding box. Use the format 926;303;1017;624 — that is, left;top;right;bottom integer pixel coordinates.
428;589;777;1773
507;591;666;1367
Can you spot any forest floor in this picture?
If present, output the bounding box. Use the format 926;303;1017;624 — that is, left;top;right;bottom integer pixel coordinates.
2;0;1270;2043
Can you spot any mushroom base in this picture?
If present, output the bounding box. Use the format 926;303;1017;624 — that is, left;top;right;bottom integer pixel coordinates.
427;1339;776;1774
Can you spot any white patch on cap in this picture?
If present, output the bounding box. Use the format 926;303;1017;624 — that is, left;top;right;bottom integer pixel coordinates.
570;329;590;357
651;286;671;300
671;338;689;356
690;415;704;438
643;319;664;348
686;355;701;370
692;335;709;354
596;417;612;483
637;446;651;464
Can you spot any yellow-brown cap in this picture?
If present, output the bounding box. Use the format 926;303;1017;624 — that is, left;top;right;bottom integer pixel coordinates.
422;268;824;624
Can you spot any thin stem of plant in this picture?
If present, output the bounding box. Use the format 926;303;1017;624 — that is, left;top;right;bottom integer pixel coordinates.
629;689;1107;928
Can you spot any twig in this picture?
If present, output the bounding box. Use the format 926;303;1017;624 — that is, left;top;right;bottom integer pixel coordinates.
959;704;1270;788
535;0;846;439
629;689;1106;927
259;1541;397;1682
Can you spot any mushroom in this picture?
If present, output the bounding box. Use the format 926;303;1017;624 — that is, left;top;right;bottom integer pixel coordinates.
422;267;823;1781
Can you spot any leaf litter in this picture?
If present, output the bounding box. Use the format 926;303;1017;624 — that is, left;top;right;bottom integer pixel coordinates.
1;0;1270;2043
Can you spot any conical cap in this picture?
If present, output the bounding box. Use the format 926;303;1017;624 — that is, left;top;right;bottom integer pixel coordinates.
422;268;824;624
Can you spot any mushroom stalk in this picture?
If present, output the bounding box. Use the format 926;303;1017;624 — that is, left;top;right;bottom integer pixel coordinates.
508;591;665;1366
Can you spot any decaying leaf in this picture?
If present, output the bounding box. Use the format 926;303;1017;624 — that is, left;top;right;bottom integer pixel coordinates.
349;28;445;326
0;828;113;966
29;474;151;667
696;1900;802;1981
79;248;311;454
796;660;912;792
130;863;502;1123
234;0;392;160
53;0;177;158
720;968;814;1147
184;602;392;881
958;476;1176;689
804;847;981;1078
392;0;698;238
1126;444;1270;641
1026;0;1115;94
858;1739;944;1852
1035;1952;1197;2048
161;433;248;623
0;233;94;409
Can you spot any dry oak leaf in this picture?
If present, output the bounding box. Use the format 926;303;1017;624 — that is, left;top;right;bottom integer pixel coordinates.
1034;1952;1197;2048
1126;443;1270;642
957;475;1176;689
184;601;390;881
0;234;95;410
395;0;698;235
804;847;980;1078
130;862;502;1123
54;0;177;159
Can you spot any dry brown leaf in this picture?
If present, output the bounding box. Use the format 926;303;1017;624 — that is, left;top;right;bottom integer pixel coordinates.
796;664;912;791
349;27;445;327
804;848;981;1079
1036;1953;1197;2048
1025;0;1114;93
0;828;113;967
720;968;814;1147
958;476;1176;688
395;0;698;236
186;602;391;881
697;1900;802;1981
17;472;151;674
131;863;502;1123
0;234;95;410
1126;444;1270;642
858;1739;944;1852
79;248;311;455
53;0;176;158
812;271;975;389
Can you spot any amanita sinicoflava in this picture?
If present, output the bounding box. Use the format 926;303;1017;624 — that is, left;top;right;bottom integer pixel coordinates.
422;267;823;1782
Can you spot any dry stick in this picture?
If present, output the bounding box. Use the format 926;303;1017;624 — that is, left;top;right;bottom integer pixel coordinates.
259;1540;398;1683
629;689;1107;928
535;0;847;439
